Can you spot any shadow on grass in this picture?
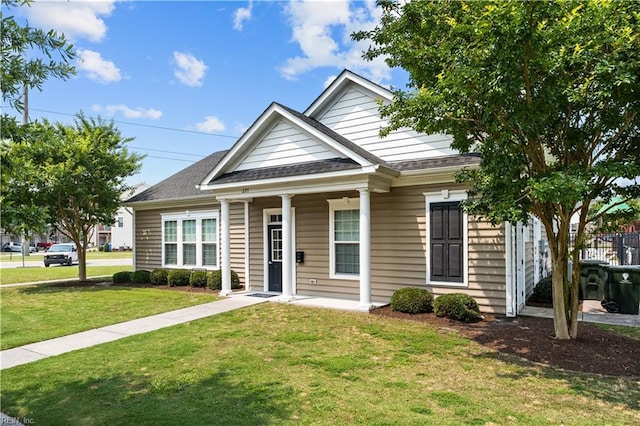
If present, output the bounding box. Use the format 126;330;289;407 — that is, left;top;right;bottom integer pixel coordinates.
2;370;296;425
17;283;144;295
472;350;640;411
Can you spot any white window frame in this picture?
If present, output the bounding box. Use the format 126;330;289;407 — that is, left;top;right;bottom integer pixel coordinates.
328;197;360;280
161;210;219;269
424;190;469;287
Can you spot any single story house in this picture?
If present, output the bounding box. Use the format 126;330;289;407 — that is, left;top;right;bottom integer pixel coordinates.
126;69;548;316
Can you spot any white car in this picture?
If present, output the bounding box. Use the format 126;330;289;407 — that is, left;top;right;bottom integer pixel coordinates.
44;243;78;267
2;243;36;253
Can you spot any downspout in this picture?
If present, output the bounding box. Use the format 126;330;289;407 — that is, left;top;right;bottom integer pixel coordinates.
244;201;250;291
127;207;136;271
505;222;516;317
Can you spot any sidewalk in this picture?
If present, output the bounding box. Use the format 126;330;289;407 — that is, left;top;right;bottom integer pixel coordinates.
0;294;269;370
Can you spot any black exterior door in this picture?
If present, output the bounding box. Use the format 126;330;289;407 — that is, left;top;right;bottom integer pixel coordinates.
268;224;283;292
430;202;463;282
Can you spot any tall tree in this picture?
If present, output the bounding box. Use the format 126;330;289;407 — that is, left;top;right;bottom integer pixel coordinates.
2;115;144;280
354;0;640;339
1;0;76;111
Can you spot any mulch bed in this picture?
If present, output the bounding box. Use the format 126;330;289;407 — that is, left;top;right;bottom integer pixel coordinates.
47;281;639;377
371;305;640;377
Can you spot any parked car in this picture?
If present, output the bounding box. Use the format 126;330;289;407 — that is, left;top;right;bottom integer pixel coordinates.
36;242;56;251
2;243;36;253
43;243;78;267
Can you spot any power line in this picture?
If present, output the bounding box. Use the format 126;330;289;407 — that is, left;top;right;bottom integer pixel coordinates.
29;107;241;139
130;146;206;158
145;155;196;163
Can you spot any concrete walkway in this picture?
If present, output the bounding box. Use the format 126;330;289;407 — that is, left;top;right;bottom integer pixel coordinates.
520;300;640;327
0;294;269;370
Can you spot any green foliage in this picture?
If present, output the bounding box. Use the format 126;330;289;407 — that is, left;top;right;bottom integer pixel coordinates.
353;0;640;338
131;270;151;284
433;293;482;323
150;269;169;285
189;270;207;288
207;270;240;290
207;270;222;290
1;114;144;281
390;287;433;314
529;276;553;304
112;271;132;284
1;0;76;111
167;270;191;287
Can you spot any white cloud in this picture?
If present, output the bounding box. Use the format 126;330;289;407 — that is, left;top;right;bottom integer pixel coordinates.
279;0;391;84
77;49;121;83
92;104;163;120
173;51;208;87
194;116;226;133
233;1;254;31
24;0;117;42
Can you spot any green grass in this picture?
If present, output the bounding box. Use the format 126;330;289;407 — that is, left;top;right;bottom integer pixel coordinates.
0;265;130;285
1;303;638;425
0;285;217;349
596;323;640;340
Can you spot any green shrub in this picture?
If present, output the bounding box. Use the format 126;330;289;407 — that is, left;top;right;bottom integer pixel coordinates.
131;270;151;284
207;269;241;290
529;276;553;304
150;269;169;285
390;287;434;314
190;270;208;288
112;271;132;284
167;269;191;287
207;270;222;290
433;293;482;323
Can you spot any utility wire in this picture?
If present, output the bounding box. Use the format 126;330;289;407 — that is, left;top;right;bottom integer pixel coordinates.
29;107;241;139
130;146;206;158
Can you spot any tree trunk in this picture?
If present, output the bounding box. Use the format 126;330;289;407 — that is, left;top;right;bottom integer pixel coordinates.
551;256;571;340
78;245;87;281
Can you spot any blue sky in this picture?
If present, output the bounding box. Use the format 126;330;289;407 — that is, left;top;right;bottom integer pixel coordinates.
8;0;409;186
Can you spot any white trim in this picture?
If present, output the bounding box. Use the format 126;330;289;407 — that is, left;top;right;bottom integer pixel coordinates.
358;188;372;308
505;222;517;317
160;210;219;269
328;197;361;280
262;208;296;294
516;222;526;312
424;190;468;288
244;201;251;291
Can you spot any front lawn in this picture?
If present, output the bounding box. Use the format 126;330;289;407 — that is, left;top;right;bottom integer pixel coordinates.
0;285;217;349
0;265;129;285
1;303;638;425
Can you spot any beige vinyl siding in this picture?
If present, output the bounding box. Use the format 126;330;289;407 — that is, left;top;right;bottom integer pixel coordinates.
317;87;456;161
133;203;247;287
248;186;507;313
234;120;340;171
524;219;536;299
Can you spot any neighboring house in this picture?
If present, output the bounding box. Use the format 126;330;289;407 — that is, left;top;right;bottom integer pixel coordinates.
126;70;546;316
91;183;150;250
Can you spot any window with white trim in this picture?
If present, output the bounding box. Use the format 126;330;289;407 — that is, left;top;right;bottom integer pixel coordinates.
425;191;468;287
328;198;360;279
162;211;219;268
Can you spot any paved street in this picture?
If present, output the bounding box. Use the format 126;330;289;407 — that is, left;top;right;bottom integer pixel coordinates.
0;253;132;269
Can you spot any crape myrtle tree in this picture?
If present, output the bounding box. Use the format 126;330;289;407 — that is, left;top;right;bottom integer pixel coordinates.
2;114;143;280
353;0;640;340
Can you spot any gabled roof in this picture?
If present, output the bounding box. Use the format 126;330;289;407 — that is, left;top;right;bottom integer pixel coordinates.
126;150;227;203
304;69;393;118
199;102;394;188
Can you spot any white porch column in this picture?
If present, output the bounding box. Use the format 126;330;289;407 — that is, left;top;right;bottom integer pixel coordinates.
359;188;372;308
280;194;293;301
220;199;232;296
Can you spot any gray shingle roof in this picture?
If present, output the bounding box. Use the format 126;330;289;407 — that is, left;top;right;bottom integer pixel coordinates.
390;154;480;171
212;158;361;184
126;150;228;203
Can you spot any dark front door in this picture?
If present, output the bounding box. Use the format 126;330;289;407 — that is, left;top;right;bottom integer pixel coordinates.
268;224;283;292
